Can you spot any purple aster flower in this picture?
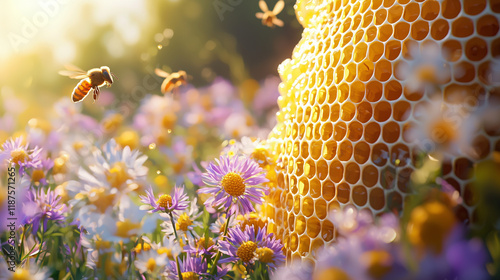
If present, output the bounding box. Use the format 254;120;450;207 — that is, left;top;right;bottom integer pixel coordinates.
219;225;284;271
198;155;269;215
22;187;67;235
0;137;42;176
139;185;189;214
167;254;227;280
184;236;217;257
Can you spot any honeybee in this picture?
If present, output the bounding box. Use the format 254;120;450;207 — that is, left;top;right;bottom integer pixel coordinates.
256;0;285;27
59;65;114;103
154;68;189;94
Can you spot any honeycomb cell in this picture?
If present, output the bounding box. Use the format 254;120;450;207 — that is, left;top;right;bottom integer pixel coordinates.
464;0;486;15
299;177;309;196
305;159;316;179
442;0;461;19
322;141;337;161
454;157;474;180
374;101;392;122
442;40;463;62
365;122;381;143
338;141;353;161
431;19;450;40
315;199;328;219
369;188;385;210
353;185;368;206
350;81;365;102
299;235;311;256
477;15;500;36
385;40;402;60
375;60;392;81
394;22;411;40
453;62;476;83
421;0;440;20
375;9;387;25
362;165;379;187
403;2;420;22
452;17;474;38
341;102;356;121
384;80;403;100
322;122;334;141
369;41;385;62
348;121;363;141
372;143;390;166
411;20;430;40
465;38;488;61
388;5;403;23
323;180;336;201
307;217;321;238
317;160;329;180
382;121;400;143
354;142;371;164
321;220;335;242
330;160;344;183
357;102;373;123
378;24;393;41
310;178;322;199
345;162;361;184
393;101;411;121
337;183;350;203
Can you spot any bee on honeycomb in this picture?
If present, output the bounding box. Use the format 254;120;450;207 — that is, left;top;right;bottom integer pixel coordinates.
265;0;500;263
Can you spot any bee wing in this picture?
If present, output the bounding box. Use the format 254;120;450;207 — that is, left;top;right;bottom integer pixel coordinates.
59;65;88;79
273;0;285;14
273;17;284;27
259;0;269;12
155;68;170;78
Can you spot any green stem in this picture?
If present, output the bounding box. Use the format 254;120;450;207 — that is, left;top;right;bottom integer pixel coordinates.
210;211;232;275
168;212;183;280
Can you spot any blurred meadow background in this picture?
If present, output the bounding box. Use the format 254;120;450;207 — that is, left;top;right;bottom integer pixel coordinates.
0;0;299;134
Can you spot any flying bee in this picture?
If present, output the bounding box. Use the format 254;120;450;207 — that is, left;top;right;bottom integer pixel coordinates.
256;0;285;27
154;68;189;94
59;65;114;103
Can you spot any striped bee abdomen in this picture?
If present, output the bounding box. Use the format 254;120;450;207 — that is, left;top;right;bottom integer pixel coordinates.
72;78;92;102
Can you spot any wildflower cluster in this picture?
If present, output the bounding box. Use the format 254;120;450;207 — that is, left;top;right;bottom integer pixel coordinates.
0;77;283;279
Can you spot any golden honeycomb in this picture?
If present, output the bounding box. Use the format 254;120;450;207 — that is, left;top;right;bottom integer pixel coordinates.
266;0;500;262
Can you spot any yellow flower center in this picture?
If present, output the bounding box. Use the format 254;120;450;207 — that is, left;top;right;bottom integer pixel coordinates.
133;242;152;253
360;250;393;279
146;258;156;272
157;194;173;209
313;268;352;280
256;247;274;263
53;153;69;174
102;113;123;133
157;247;173;258
196;237;215;251
84;187;116;213
11;268;32;280
116;130;139;150
115;219;141;238
31;169;45;183
10;149;28;164
95;235;112;251
176;213;193;232
221;172;246;197
181;272;199;280
236;241;257;262
162;113;177;129
106;162;130;189
407;201;456;253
